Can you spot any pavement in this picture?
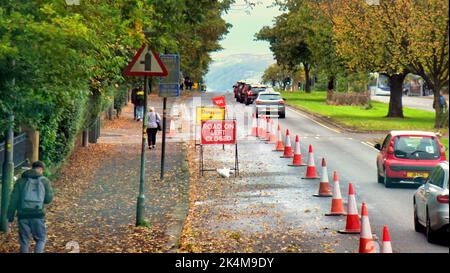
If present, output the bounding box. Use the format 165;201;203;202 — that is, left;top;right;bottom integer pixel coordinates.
177;91;448;253
0;98;191;253
371;94;448;112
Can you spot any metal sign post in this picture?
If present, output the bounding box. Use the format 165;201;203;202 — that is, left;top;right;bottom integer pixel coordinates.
158;54;180;180
124;44;168;227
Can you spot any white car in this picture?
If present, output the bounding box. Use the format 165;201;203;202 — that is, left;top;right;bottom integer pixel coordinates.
413;162;449;243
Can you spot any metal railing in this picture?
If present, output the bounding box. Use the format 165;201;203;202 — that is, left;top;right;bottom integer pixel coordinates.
0;133;30;169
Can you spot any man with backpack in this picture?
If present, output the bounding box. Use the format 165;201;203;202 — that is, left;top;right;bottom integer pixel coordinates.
7;161;54;253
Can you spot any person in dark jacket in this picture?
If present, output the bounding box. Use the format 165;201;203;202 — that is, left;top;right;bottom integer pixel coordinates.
131;87;139;120
8;161;54;253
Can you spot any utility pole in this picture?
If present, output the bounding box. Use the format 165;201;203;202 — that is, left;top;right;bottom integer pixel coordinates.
160;48;168;181
1;59;15;233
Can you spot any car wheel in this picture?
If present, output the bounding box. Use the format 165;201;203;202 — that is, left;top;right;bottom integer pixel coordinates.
384;168;393;188
279;112;285;119
413;200;423;232
245;97;250;105
426;209;438;243
377;168;384;184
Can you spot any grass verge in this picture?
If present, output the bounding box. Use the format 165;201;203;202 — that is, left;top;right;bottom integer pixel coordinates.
281;91;437;132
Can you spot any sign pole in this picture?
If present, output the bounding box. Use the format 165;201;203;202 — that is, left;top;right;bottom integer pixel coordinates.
160;97;167;180
136;76;149;226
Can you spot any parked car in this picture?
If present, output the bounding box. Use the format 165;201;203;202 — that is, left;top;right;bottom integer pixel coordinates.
254;89;286;119
375;131;447;188
235;81;247;102
242;84;267;105
233;80;245;100
413;162;449;243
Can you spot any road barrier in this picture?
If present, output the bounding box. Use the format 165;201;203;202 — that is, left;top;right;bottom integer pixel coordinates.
339;183;361;234
289;135;306;167
325;171;346;216
359;202;376;253
313;158;332;197
302;144;319;179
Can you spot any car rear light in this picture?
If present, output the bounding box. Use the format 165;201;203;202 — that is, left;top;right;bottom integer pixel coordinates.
279;100;285;104
248;91;253;95
387;146;394;154
256;100;261;104
437;195;449;204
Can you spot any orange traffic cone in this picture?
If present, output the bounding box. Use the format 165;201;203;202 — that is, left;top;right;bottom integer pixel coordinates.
250;113;258;137
265;117;271;141
168;118;177;138
289;135;306;166
359;202;376;253
280;129;293;158
325;171;346;216
313;158;332;197
273;125;284;151
258;115;266;139
381;225;393;253
268;119;277;144
302;144;319;179
338;183;361;234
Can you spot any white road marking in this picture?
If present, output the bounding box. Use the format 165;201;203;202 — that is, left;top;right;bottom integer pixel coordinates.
361;141;378;151
286;106;341;134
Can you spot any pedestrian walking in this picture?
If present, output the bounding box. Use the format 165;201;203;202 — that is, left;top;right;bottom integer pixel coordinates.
7;161;54;253
146;107;162;149
135;88;145;121
131;87;139;120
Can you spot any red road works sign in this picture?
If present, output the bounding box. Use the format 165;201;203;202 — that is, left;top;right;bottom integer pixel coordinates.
201;120;236;145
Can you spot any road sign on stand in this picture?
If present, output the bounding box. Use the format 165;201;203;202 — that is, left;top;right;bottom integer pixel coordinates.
123;45;168;77
199;120;239;177
159;54;180;97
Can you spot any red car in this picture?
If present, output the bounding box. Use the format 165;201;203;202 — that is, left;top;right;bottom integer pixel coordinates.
375;131;447;188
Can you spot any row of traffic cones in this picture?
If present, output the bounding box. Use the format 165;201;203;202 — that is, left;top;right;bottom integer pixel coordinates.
251;113;393;253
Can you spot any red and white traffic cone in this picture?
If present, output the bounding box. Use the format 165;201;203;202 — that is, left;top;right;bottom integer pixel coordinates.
359;202;376;253
273;124;284;151
302;144;319;179
289;135;306;167
338;183;361;234
168;117;177;138
265;117;271;141
258;115;266;139
280;129;293;158
381;225;393;253
325;171;346;216
313;158;332;197
268;119;277;144
250;113;258;137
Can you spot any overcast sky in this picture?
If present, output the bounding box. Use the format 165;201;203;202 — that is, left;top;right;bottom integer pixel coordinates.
211;0;282;58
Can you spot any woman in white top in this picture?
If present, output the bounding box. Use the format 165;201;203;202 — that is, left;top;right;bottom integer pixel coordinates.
146;107;161;149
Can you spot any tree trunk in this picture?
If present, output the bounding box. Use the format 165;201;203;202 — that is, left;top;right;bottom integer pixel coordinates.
304;64;311;93
386;72;407;118
326;76;335;102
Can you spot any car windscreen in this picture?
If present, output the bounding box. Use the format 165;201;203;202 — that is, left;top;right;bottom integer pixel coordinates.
393;136;440;160
258;94;282;101
252;87;266;93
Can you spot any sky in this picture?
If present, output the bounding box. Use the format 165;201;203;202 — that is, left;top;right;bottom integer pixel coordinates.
211;0;283;59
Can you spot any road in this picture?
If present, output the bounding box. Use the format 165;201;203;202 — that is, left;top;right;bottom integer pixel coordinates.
180;91;448;253
371;94;448;112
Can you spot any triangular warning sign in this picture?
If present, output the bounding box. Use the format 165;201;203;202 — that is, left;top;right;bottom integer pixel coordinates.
124;45;168;76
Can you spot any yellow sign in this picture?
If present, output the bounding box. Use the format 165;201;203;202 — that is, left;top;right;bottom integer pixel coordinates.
196;107;225;124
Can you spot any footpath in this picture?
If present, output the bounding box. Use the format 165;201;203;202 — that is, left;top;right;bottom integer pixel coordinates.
0;97;190;253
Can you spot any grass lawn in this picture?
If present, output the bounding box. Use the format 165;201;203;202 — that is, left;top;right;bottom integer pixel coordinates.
281;91;437;132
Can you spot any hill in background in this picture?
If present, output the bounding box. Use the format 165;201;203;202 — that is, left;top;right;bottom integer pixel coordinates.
205;54;275;92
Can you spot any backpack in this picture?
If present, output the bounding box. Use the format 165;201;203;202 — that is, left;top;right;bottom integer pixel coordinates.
21;177;45;210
